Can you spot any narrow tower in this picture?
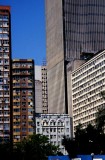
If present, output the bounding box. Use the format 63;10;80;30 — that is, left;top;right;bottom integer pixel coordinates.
0;6;11;142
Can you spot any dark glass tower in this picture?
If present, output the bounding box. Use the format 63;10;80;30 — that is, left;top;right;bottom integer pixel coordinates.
45;0;105;114
63;0;105;60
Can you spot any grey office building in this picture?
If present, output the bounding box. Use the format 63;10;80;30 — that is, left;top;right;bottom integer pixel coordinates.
45;0;105;114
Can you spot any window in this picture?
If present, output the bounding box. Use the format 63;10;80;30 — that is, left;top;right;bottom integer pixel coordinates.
37;128;40;133
14;109;20;112
37;122;40;126
22;108;26;112
22;128;26;132
28;83;32;86
29;128;33;132
66;121;69;125
0;78;3;83
66;128;69;132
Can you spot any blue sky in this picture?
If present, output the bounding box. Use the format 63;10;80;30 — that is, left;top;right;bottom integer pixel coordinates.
0;0;46;65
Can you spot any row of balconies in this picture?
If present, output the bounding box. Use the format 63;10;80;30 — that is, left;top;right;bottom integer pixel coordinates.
13;132;33;138
13;79;33;82
13;93;32;96
13;98;33;102
0;43;9;47
0;18;9;22
0;114;10;117
0;24;9;27
72;68;105;91
13;105;33;109
12;72;32;75
13;125;33;129
13;112;33;116
13;118;33;122
72;65;105;86
12;65;33;69
12;85;33;89
0;121;10;123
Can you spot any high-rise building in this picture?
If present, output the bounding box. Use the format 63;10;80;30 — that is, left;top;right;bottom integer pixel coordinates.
12;59;35;143
0;6;11;142
45;0;105;114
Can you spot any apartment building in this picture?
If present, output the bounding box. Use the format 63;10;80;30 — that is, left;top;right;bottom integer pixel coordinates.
12;59;35;143
36;113;72;155
72;50;105;132
0;6;11;142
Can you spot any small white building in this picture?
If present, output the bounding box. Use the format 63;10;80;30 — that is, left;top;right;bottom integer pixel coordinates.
35;113;73;155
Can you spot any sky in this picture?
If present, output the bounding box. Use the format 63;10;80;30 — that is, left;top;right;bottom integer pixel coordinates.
0;0;46;65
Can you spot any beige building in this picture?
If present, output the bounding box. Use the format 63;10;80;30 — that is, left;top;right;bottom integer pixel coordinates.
45;0;66;114
71;50;105;132
67;60;86;117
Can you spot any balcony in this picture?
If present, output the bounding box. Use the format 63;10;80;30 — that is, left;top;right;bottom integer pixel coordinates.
13;132;20;135
13;125;20;129
13;119;20;122
13;99;20;102
13;92;20;96
13;139;20;143
13;112;20;116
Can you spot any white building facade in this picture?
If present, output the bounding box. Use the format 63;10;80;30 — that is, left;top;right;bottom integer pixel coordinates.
72;50;105;132
35;113;73;155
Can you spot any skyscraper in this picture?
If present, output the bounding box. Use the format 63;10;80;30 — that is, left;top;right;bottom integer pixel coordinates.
0;6;11;142
45;0;105;114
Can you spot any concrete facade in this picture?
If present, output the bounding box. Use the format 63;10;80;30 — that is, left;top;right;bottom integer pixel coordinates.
35;80;42;113
72;50;105;132
45;0;66;114
35;65;41;81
